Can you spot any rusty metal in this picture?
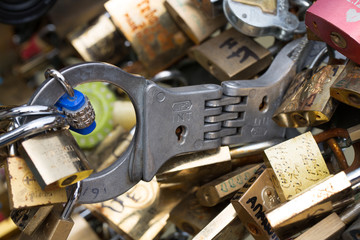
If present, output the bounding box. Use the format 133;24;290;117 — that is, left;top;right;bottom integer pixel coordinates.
326;138;349;170
313;128;350;143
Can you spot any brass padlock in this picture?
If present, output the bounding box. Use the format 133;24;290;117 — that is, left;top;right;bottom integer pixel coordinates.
231;165;281;240
156;146;232;185
273;64;345;128
5;138;67;209
68;13;129;64
296;200;360;240
25;183;81;240
105;0;192;75
193;204;246;240
264;131;330;201
188;28;272;81
86;179;185;240
11;205;53;236
164;0;227;44
19;129;93;190
196;164;261;207
170;191;228;236
331;61;360;109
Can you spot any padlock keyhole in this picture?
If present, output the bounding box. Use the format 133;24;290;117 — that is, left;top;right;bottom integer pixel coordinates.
175;125;187;143
259;96;269;112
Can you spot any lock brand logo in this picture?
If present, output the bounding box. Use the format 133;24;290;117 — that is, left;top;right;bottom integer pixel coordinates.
172;101;193;123
172;101;192;112
346;8;360;22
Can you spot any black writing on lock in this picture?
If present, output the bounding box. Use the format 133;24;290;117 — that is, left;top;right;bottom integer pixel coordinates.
246;196;274;236
219;37;259;63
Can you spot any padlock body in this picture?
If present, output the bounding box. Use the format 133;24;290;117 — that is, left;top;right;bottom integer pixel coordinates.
19;129;93;190
331;61;360;109
231;166;280;240
189;28;272;81
5;156;67;209
306;0;360;64
264;132;330;201
273;65;345;128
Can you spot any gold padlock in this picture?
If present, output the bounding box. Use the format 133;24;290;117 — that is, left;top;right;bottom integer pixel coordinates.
68;14;129;63
19;129;93;190
188;28;272;81
272;64;345;128
164;0;227;44
105;0;192;75
196;164;261;207
156;146;232;185
331;61;360;109
5;141;67;209
264;131;330;201
86;178;185;240
170;191;228;236
11;205;53;236
193;204;246;240
231;165;281;240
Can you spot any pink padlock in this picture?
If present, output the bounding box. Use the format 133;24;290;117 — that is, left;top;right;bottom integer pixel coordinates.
306;0;360;64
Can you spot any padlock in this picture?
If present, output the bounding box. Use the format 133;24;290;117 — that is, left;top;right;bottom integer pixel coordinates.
296;200;360;240
86;179;185;240
231;165;281;240
193;204;246;240
164;0;227;44
223;0;303;41
169;191;228;236
331;61;360;109
11;205;53;236
188;28;272;81
273;64;345;128
25;182;81;240
196;164;261;207
68;13;129;64
265;166;360;238
264;131;330;201
19;128;93;190
5;125;67;209
104;0;192;75
156;146;232;185
305;0;360;65
191;0;223;18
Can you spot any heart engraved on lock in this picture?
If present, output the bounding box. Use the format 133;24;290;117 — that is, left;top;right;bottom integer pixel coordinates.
346;9;360;22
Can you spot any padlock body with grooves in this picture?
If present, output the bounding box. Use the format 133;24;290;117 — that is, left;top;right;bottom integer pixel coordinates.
19;129;93;190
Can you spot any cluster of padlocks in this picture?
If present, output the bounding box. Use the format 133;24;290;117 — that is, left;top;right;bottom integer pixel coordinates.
1;0;360;239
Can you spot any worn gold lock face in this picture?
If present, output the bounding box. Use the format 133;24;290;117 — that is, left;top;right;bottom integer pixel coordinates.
264;131;330;201
231;165;280;240
68;14;128;64
273;65;345;128
5;154;67;209
189;28;272;81
105;0;192;75
164;0;227;44
331;61;360;109
196;164;261;207
19;129;93;190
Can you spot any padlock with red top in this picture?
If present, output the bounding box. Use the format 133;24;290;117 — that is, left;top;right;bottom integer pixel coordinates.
305;0;360;64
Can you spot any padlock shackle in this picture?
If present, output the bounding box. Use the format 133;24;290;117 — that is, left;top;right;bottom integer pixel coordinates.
28;62;148;204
